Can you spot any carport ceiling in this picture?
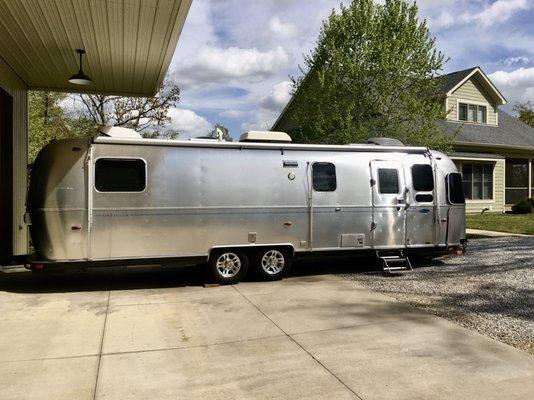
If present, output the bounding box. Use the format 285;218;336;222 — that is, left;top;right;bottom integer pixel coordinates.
0;0;192;96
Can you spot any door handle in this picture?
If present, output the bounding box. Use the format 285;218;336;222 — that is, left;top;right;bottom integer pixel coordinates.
335;207;341;212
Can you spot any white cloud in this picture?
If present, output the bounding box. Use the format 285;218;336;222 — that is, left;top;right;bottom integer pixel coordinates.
259;80;292;111
504;56;530;66
268;17;297;38
168;108;212;139
240;108;280;132
174;46;291;89
430;0;532;29
489;67;534;104
240;81;293;131
219;109;248;119
467;0;531;28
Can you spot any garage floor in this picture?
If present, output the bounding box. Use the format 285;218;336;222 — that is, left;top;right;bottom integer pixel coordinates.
1;266;533;400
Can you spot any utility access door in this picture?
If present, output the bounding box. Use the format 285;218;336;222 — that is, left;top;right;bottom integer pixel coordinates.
370;160;407;249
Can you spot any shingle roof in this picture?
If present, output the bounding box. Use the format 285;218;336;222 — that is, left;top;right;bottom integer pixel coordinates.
437;111;534;149
447;151;505;159
437;67;478;94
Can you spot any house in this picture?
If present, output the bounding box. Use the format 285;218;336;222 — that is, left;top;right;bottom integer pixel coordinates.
0;0;192;264
272;66;534;213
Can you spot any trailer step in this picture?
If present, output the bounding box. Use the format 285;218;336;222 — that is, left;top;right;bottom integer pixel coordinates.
376;250;413;274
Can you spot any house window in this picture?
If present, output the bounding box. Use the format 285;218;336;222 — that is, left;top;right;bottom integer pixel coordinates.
459;103;487;123
462;163;493;200
505;159;528;204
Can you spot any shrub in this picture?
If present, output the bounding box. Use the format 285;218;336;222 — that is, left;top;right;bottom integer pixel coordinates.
512;199;532;214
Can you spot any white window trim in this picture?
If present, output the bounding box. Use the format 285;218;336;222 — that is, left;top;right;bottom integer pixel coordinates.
456;160;496;202
456;99;490;124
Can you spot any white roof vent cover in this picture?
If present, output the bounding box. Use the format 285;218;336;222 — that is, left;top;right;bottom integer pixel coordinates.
239;130;292;143
98;126;142;139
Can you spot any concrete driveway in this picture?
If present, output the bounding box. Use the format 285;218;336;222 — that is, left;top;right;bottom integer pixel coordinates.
1;265;533;400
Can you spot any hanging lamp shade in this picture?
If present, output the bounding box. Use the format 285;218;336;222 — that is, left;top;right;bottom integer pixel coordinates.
68;49;92;85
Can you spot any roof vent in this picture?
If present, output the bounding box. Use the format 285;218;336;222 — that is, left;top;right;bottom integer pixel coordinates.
98;126;142;139
366;137;404;146
239;130;292;143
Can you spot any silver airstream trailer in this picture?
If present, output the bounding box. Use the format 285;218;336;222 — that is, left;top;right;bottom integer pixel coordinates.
26;127;466;283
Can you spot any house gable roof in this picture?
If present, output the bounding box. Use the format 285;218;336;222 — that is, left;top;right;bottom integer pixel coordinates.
439;67;478;93
437;111;534;150
438;66;507;105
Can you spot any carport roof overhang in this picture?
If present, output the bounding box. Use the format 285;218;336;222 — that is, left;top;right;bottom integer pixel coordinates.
0;0;192;96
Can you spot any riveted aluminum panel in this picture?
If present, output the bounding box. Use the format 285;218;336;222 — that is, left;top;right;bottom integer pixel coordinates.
28;139;466;262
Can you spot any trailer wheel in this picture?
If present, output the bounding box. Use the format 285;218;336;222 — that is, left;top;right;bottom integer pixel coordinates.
208;250;249;285
254;248;292;280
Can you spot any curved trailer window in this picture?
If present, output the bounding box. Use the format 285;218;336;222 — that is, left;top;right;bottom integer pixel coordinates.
411;164;434;191
313;162;337;192
95;158;146;192
447;173;465;204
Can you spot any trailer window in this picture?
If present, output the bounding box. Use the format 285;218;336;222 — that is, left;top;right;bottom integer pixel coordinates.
313;162;336;191
412;164;434;191
95;159;146;192
447;173;465;204
378;168;399;194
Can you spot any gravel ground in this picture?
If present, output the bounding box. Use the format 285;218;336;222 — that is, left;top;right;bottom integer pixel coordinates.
339;237;534;355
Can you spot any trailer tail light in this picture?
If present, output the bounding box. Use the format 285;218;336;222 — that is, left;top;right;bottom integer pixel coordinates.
25;263;44;271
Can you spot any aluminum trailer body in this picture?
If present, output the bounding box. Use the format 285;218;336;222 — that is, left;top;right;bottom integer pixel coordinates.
26;134;466;281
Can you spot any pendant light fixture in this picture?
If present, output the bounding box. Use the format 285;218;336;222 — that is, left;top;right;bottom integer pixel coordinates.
68;49;92;85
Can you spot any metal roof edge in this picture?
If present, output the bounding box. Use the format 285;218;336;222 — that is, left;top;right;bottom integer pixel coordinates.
93;136;429;153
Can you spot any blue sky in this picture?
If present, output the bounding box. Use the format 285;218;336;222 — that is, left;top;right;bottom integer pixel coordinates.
166;0;534;140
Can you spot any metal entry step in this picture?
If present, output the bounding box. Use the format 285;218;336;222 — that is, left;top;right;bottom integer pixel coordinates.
376;250;413;274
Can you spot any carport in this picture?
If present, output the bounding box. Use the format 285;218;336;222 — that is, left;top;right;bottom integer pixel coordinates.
0;0;192;264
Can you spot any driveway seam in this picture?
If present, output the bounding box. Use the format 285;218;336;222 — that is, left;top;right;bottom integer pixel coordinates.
100;333;289;357
92;285;112;400
232;284;364;400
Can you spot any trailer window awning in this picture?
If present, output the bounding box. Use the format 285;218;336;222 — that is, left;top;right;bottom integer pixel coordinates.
0;0;192;96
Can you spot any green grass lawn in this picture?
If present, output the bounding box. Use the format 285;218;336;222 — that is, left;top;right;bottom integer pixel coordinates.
466;213;534;235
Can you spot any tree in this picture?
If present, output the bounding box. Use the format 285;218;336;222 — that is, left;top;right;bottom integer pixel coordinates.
289;0;451;150
29;92;76;162
207;123;233;141
514;101;534;128
72;80;180;137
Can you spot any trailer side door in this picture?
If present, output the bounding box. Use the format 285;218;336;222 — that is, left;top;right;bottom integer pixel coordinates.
405;163;437;247
370;160;407;248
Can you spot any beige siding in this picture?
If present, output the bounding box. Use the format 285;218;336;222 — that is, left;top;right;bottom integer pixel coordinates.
446;77;498;125
451;157;505;214
0;57;28;255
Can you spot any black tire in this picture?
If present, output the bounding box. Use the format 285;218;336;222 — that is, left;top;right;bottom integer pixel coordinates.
208;250;249;285
253;248;292;281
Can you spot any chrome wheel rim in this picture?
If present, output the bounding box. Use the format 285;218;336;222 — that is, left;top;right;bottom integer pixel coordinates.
216;253;241;278
261;250;285;275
